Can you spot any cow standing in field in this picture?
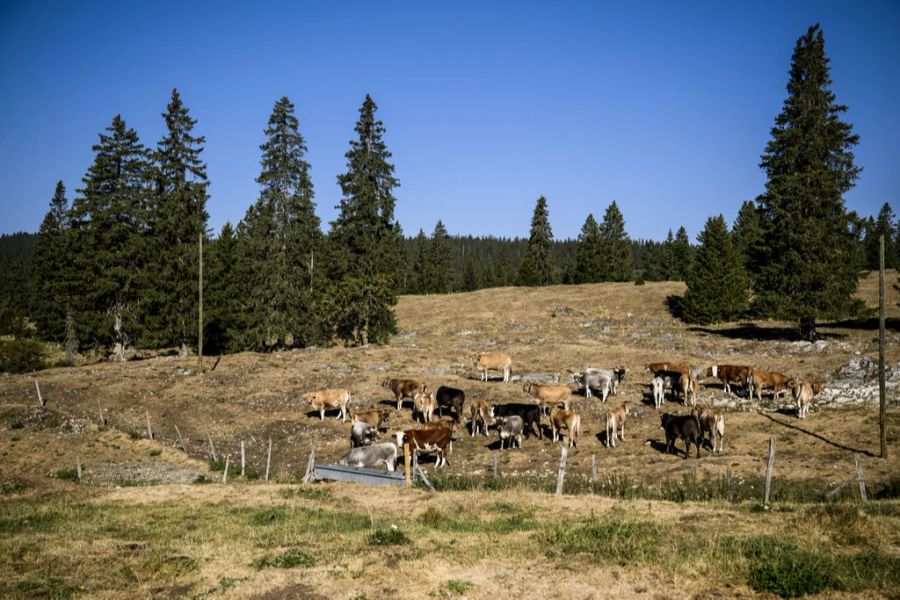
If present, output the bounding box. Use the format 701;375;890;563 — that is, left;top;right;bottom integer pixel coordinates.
350;421;377;448
691;406;725;454
395;428;452;468
523;382;571;414
747;369;793;401
469;398;491;437
413;391;436;423
645;361;692;378
550;404;581;448
495;415;524;449
677;371;698;406
661;413;703;459
651;376;665;410
570;367;625;401
605;403;628;448
435;386;465;422
791;380;824;419
706;364;751;395
350;408;391;431
490;403;542;439
474;353;512;382
303;388;351;422
382;377;427;411
339;443;398;471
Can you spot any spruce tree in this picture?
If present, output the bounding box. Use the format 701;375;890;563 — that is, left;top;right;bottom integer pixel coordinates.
682;215;748;324
599;201;633;281
732;200;765;272
671;226;693;280
69;115;151;357
864;203;897;269
754;24;862;340
327;95;403;344
31;181;71;341
461;255;480;291
205;222;242;354
238;97;322;349
146;89;209;354
574;214;602;283
410;229;431;294
428;220;453;293
517;196;557;286
659;230;677;280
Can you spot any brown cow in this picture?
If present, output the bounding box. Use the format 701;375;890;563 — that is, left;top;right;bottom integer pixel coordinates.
705;364;751;395
349;408;391;430
469;398;491;437
677;371;698;406
303;388;351;422
748;369;793;401
523;382;571;414
605;402;628;448
413;391;436;423
382;377;427;411
691;406;725;453
394;428;452;468
550;404;581;448
791;380;824;419
474;353;512;382
645;361;692;377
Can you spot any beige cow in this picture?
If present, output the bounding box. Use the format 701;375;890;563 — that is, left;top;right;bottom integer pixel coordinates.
474;353;512;382
303;388;351;422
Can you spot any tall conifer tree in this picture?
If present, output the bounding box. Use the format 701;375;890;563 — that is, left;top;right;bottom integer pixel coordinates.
327;95;403;345
574;214;602;283
205;222;242;353
239;96;322;349
147;89;209;354
428;220;453;293
517;196;557;286
32;181;72;341
69;115;151;356
732;200;765;273
682;215;748;324
671;226;693;280
753;24;861;339
864;203;897;270
599;201;633;281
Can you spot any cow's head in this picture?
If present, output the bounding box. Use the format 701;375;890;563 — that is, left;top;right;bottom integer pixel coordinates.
706;365;717;377
380;377;391;388
302;391;317;405
393;431;407;448
380;409;391;421
522;383;533;394
614;367;626;382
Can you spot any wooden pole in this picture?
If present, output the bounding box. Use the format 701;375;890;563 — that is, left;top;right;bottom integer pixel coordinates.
879;235;887;459
241;440;246;477
302;448;316;484
174;424;186;453
556;446;568;495
146;411;153;440
764;437;776;508
76;456;82;481
492;454;498;479
265;438;273;481
222;455;230;484
855;455;867;502
404;442;412;488
207;433;218;462
35;380;44;407
97;399;105;428
415;463;435;491
198;225;203;374
591;454;597;493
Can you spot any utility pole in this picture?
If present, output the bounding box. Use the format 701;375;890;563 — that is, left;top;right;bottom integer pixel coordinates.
198;223;204;374
879;235;886;459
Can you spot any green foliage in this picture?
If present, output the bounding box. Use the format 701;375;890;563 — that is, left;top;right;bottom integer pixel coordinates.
517;196;558;286
323;275;397;345
732;200;765;273
864;203;898;269
682;215;748;324
0;233;36;336
367;527;411;546
753;24;862;339
742;537;832;598
426;220;454;293
0;338;46;373
52;468;80;482
599;201;633;281
30;181;72;342
574;213;603;283
204;222;243;354
251;549;316;569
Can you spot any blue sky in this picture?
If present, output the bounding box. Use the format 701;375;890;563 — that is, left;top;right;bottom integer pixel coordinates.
1;0;897;242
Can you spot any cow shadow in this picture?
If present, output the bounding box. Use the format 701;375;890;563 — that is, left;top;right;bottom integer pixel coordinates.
379;398;408;411
305;409;345;420
485;439;505;451
646;439;670;455
595;430;612;447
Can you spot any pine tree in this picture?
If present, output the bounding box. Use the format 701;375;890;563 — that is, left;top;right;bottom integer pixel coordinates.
69;115;151;357
461;255;480;292
659;230;677;280
31;181;71;341
754;24;862;340
599;201;633;281
205;222;243;354
327;95;403;344
238;97;322;349
428;220;453;293
682;215;748;324
517;196;557;286
732;200;765;272
146;89;209;354
864;203;898;270
671;226;693;280
574;214;602;283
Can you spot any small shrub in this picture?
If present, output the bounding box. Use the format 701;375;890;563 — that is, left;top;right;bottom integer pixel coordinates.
208;458;226;472
634;277;646;286
148;449;161;457
252;549;316;569
446;580;473;594
367;527;411;546
52;468;79;482
874;476;900;499
0;338;46;374
193;475;212;484
742;536;832;598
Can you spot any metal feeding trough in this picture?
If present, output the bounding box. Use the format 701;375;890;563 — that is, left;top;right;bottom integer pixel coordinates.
313;464;407;486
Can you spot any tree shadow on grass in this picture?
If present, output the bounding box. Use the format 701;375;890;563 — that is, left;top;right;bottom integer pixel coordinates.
688;323;846;342
758;411;878;457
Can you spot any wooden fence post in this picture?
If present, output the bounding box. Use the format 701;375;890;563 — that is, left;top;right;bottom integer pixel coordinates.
35;380;44;407
404;443;412;488
492;455;498;479
174;424;186;453
556;446;568;495
265;438;273;481
97;399;106;428
855;455;868;502
241;441;246;477
415;463;435;491
146;411;153;440
222;455;230;484
208;434;218;462
76;456;82;481
764;437;776;508
302;448;316;484
591;454;597;493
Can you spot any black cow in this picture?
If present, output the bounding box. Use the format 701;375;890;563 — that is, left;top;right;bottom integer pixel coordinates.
490;403;542;439
661;413;702;459
435;386;465;422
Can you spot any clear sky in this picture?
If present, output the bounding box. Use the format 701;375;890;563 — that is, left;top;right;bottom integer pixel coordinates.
1;0;897;242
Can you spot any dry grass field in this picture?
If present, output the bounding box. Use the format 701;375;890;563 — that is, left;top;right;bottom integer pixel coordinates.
1;274;898;599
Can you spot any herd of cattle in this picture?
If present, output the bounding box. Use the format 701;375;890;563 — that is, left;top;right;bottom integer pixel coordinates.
300;353;827;472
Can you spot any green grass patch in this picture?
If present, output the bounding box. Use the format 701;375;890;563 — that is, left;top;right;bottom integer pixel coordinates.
252;549;316;569
367;527;411;546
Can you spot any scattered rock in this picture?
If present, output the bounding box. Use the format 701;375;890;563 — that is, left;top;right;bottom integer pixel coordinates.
512;372;559;384
394;331;417;340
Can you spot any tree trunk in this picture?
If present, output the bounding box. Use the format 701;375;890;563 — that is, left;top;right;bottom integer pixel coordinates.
799;316;816;342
